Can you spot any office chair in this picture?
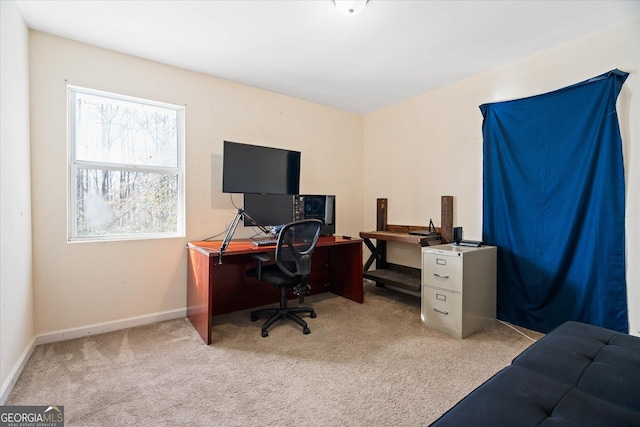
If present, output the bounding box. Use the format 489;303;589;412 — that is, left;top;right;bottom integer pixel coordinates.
246;219;323;337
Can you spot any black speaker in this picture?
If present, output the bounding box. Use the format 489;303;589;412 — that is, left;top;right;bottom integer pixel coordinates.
453;227;463;245
300;195;335;235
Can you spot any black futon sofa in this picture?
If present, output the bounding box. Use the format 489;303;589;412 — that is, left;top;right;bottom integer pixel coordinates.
430;321;640;426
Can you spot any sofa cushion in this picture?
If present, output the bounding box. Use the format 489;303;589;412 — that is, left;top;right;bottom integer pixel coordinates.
553;321;619;342
430;321;640;426
512;337;597;386
595;339;640;370
609;331;640;352
430;365;640;427
578;361;640;413
512;321;640;411
540;387;640;427
430;366;570;426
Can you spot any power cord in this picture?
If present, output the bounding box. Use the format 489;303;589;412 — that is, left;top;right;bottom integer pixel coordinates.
497;319;538;342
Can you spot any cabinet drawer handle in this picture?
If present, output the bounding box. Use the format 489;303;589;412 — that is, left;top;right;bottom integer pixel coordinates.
433;273;449;279
433;308;449;315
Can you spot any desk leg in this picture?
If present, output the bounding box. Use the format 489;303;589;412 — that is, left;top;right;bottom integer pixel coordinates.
187;248;213;345
328;241;363;303
363;238;387;272
362;238;388;289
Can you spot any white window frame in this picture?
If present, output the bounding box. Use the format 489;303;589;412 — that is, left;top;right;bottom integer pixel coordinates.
67;85;185;242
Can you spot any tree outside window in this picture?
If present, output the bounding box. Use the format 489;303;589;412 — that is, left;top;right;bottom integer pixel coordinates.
68;86;185;241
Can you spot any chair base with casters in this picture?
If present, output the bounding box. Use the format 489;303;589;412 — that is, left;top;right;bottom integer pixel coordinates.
250;284;316;337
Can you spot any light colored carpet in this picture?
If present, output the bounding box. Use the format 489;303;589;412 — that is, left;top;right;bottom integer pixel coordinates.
7;283;543;426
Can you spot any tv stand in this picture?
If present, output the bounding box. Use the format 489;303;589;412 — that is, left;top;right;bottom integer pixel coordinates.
219;208;269;263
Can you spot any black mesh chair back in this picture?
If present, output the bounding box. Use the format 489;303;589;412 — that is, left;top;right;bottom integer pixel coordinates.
275;219;322;280
247;219;323;337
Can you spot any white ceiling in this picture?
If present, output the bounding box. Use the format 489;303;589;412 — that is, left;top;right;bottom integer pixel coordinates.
16;0;640;114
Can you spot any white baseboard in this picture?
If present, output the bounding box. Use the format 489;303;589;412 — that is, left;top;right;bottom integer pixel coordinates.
0;308;186;404
0;336;37;405
35;308;186;345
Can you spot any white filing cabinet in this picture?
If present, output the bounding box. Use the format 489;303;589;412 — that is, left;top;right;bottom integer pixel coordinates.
421;244;496;338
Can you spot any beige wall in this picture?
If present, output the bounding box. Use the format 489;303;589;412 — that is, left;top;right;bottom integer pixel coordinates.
364;18;640;335
0;0;34;400
29;32;364;335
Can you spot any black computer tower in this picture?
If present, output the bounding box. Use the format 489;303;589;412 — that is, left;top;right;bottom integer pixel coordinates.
243;194;335;235
300;195;335;235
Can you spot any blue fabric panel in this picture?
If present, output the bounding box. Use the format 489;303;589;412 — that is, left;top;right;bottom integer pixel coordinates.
480;70;629;333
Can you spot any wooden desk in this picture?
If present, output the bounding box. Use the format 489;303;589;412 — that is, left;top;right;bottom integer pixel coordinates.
187;236;363;344
359;230;430;295
359;197;451;297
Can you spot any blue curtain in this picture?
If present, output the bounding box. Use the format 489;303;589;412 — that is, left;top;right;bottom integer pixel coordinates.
480;69;629;334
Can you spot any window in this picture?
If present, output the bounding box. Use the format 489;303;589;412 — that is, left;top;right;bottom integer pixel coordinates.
68;86;185;241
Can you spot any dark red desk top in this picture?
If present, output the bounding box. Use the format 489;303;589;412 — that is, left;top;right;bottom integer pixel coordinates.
188;235;361;257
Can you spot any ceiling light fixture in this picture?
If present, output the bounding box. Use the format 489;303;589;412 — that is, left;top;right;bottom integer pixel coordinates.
334;0;369;16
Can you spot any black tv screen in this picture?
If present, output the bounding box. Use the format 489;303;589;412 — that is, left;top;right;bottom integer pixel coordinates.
222;141;301;195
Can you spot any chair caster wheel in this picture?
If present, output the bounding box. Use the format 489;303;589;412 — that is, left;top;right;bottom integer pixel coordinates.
251;315;258;321
310;312;317;318
261;330;268;338
303;328;310;335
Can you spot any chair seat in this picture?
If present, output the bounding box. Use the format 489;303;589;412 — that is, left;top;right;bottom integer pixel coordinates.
247;264;299;288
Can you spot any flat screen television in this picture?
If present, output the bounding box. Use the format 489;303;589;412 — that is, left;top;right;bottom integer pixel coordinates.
222;141;301;195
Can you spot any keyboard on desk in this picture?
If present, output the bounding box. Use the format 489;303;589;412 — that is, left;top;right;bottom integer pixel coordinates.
251;237;278;247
